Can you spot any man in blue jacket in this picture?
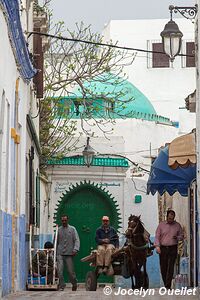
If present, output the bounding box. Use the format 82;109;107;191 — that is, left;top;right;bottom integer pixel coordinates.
95;216;119;273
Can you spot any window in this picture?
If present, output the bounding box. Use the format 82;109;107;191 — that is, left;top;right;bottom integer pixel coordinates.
186;42;195;67
33;28;44;98
74;101;80;116
105;100;115;115
73;100;90;116
181;40;195;68
74;99;95;116
152;43;170;68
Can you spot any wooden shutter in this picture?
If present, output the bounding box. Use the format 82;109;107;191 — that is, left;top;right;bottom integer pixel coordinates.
152;43;170;68
186;42;195;67
33;28;44;98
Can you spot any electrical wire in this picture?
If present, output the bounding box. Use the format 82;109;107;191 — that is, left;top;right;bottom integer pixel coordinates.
96;152;150;173
27;31;194;58
131;177;147;193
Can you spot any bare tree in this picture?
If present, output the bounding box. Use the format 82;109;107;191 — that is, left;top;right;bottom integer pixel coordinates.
37;1;136;167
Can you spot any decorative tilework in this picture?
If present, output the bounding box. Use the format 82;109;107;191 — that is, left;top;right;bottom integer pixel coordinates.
48;156;129;167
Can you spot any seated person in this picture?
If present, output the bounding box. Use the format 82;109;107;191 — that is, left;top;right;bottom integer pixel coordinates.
95;216;119;273
32;241;55;284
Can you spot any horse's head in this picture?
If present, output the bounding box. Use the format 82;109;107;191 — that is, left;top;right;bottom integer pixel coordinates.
125;214;144;240
128;215;141;229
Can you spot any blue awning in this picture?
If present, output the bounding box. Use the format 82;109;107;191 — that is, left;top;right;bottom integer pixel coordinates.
147;146;196;196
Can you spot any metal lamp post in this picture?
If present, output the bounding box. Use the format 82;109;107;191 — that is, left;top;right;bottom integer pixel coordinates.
82;137;95;167
161;4;199;287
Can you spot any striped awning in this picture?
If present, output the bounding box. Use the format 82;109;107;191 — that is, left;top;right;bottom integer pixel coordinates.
168;131;196;169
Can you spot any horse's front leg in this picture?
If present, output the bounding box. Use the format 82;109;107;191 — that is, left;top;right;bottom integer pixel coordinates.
131;276;135;290
143;260;149;290
134;262;142;289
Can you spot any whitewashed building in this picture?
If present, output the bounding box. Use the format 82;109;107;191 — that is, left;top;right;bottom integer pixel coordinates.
43;74;178;287
40;19;196;287
0;0;46;297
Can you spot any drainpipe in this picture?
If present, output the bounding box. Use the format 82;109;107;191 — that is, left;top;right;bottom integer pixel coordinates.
11;78;20;291
15;78;20;216
29;146;34;224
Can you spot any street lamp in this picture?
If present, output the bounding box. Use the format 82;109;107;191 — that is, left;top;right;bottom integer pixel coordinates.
82;137;95;167
161;5;197;61
160;9;183;62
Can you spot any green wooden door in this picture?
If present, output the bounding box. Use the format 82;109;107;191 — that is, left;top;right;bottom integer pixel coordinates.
54;181;121;282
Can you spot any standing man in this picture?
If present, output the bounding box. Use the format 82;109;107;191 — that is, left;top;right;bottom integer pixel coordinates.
57;215;80;291
154;209;183;289
95;216;119;273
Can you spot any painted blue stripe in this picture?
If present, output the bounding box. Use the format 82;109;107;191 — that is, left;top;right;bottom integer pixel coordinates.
2;211;12;296
18;215;26;290
0;0;36;80
0;211;27;297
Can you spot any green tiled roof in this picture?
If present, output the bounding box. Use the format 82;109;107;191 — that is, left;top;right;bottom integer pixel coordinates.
47;156;129;167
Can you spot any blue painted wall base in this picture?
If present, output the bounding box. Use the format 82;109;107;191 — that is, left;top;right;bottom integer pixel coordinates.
0;210;26;297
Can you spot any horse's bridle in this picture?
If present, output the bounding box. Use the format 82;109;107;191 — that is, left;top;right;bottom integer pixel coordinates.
125;219;139;238
125;219;149;250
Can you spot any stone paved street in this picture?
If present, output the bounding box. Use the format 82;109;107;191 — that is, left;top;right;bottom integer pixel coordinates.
3;287;200;300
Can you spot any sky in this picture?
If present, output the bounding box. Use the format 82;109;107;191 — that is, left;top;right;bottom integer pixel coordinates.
49;0;196;33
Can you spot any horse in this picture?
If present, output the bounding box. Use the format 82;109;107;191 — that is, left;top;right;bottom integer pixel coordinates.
124;214;151;290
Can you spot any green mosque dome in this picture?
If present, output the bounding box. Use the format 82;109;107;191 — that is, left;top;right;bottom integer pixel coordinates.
58;73;172;124
73;73;157;117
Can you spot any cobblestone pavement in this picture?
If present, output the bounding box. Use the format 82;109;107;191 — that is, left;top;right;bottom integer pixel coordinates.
3;286;200;300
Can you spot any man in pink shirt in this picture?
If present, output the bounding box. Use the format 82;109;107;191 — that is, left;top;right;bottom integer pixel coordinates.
154;210;183;289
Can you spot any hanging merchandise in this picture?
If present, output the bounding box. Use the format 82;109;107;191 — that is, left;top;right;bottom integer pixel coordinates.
182;274;189;288
175;274;183;289
179;256;189;275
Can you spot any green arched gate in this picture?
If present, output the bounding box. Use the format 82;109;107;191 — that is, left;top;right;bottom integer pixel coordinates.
54;180;121;282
